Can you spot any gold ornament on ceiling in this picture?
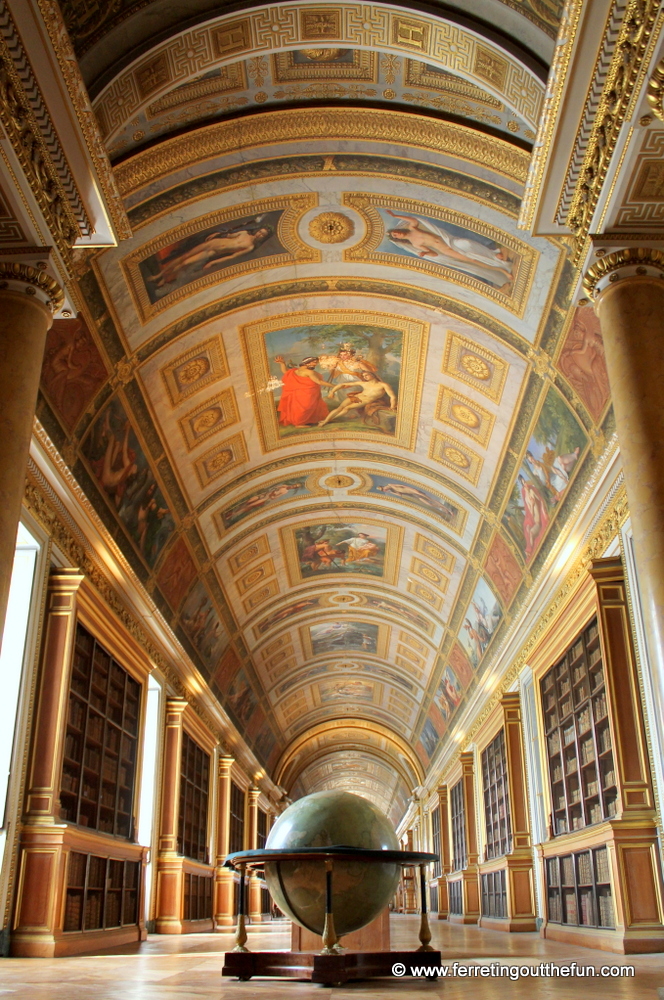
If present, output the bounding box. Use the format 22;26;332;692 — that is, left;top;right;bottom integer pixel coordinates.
451;403;481;428
323;473;355;488
309;212;355;243
301;49;345;61
460;353;491;380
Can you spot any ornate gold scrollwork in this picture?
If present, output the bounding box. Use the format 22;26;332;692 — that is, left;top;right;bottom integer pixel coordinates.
647;54;664;120
582;246;664;298
568;0;660;261
0;261;64;310
0;55;79;254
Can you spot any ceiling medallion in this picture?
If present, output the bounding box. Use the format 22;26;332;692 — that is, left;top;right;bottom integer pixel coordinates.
309;212;355;244
443;446;471;469
451;403;480;428
322;473;355;488
301;49;345;61
460;353;491;380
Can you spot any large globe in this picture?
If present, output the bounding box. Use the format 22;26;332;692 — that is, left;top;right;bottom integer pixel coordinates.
264;790;400;937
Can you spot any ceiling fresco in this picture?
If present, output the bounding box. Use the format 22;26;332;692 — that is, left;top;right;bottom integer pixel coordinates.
42;2;613;823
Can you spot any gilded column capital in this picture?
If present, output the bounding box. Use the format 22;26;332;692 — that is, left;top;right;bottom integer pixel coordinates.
647;54;664;121
583;247;664;299
218;753;235;777
248;785;261;803
0;261;64;312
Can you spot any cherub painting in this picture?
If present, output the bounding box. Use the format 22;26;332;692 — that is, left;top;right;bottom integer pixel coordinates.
138;209;284;304
502;387;587;562
377;208;516;290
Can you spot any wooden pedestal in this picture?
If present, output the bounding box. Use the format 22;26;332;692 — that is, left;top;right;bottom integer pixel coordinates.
290;906;390;952
222;949;442;984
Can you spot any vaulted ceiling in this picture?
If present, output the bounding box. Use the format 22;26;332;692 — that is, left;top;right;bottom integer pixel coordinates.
40;0;612;823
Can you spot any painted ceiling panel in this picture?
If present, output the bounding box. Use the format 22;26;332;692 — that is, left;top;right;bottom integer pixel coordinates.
40;2;613;820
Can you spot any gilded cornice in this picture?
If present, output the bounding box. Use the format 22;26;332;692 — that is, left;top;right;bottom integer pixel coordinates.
647;52;664;119
518;0;585;231
114;107;531;197
566;0;661;262
35;0;132;242
0;32;79;255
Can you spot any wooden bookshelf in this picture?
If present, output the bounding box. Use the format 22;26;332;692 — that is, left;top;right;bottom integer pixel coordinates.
541;617;617;837
481;870;507;919
60;623;140;838
64;851;140;933
546;846;614;928
229;781;246;855
177;731;210;863
431;805;442;878
183;872;213;921
482;728;512;859
257;807;268;850
450;779;466;871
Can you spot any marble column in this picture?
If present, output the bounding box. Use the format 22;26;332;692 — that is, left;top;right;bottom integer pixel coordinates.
584;248;664;774
12;568;84;957
154;698;187;934
0;263;62;639
247;787;261;921
214;753;235;929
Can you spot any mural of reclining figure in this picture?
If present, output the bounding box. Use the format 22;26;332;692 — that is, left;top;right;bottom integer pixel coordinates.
317;371;397;427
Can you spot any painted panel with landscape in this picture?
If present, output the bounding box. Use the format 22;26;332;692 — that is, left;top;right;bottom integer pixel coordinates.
459;576;502;669
179;579;228;673
293;522;386;579
81;395;174;567
502;386;587;562
310;621;379;656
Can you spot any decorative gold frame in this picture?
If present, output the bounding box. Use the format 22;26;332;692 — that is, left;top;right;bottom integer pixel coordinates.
343;193;537;318
442;330;509;404
300;618;389;661
214;469;330;538
279;517;402;587
272;49;377;82
410;556;449;592
227;534;270;575
347;468;468;536
160;336;229;407
403;59;504;108
193;432;248;488
435;386;495;447
235;558;276;596
407;579;443;611
121;193;319;321
429;430;483;486
414;533;456;573
178;388;239;451
241;309;427;453
243;579;280;613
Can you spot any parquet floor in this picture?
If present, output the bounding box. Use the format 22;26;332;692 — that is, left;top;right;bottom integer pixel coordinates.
0;916;662;1000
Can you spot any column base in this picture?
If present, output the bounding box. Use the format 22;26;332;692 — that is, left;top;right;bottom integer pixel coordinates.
154;854;184;934
214;866;236;929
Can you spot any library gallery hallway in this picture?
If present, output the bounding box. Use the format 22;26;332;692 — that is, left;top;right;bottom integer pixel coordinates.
0;919;662;999
4;0;664;987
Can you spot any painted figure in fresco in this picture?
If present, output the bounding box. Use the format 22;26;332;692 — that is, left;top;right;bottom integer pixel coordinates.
385;210;513;288
317;371;397;427
463;618;484;664
92;412;138;506
485;536;521;605
373;481;456;520
225;480;304;521
344;532;380;564
526;446;580;501
274;355;337;426
519;474;550;559
41;318;107;431
324;344;378;387
557;308;610;422
147;218;274;288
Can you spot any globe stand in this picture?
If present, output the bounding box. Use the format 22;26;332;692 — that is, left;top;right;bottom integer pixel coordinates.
221;848;441;985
